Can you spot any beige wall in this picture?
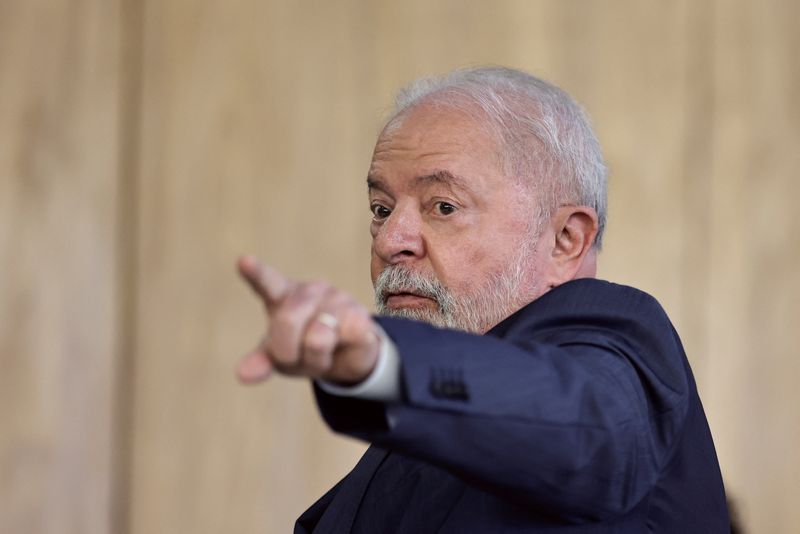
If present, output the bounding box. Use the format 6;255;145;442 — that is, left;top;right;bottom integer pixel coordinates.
1;1;798;532
0;1;121;533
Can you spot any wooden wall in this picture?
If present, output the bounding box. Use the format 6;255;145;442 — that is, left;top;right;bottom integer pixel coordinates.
1;1;797;532
0;1;121;533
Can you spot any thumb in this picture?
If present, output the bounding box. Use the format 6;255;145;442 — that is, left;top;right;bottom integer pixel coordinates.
236;350;273;384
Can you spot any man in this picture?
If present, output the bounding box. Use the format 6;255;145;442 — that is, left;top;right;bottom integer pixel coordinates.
237;66;730;532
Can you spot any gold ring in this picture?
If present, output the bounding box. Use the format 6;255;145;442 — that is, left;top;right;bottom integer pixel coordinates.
315;312;339;330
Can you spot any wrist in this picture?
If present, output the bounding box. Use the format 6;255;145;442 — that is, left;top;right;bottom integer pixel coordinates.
316;327;401;402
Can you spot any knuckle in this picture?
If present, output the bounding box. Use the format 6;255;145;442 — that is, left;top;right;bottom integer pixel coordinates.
302;331;334;373
279;282;328;312
333;351;369;381
307;280;329;291
272;306;302;330
304;331;332;355
303;351;328;375
340;306;370;337
328;291;353;308
278;295;311;316
265;337;297;365
300;281;330;298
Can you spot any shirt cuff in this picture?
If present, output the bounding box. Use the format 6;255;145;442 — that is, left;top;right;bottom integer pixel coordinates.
316;327;401;402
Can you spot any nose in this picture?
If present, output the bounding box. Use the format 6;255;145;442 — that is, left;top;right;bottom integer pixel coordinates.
372;203;425;265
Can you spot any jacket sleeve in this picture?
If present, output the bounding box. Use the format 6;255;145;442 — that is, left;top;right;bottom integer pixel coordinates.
313;280;692;522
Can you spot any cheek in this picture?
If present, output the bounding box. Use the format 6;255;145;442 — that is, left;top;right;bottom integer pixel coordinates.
370;250;383;284
436;246;490;292
457;242;521;288
467;247;488;265
369;253;381;285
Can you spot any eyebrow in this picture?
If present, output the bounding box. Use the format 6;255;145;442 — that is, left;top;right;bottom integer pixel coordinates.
367;170;470;195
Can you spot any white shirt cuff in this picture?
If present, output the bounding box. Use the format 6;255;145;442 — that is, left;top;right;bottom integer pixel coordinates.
316;328;401;402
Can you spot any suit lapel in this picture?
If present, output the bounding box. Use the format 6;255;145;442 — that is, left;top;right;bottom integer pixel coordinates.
311;445;390;533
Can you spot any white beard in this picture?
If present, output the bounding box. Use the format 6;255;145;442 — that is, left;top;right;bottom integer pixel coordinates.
374;239;536;334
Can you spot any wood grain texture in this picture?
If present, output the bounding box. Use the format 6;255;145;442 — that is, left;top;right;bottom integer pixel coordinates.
127;1;702;532
2;0;798;532
703;1;800;531
0;1;122;533
130;2;375;532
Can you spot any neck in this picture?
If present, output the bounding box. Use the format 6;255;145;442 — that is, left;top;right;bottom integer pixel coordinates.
574;247;598;279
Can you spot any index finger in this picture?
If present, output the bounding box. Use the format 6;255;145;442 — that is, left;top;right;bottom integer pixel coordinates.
237;255;291;309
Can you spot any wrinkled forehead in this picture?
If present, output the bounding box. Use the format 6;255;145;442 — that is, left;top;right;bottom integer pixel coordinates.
369;103;507;177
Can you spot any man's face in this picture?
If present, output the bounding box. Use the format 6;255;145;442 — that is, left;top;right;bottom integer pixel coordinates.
368;104;547;333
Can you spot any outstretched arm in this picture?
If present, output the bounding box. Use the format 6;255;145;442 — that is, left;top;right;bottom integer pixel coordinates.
236;258;689;523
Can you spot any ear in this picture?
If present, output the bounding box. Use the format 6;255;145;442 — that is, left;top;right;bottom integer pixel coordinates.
545;206;599;286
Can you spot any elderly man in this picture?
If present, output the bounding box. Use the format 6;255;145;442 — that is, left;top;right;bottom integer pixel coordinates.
237;67;730;532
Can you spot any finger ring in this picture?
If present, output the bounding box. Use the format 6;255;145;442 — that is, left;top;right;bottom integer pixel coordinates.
315;312;339;330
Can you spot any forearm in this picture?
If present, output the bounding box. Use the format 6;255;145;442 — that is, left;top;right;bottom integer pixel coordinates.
315;317;689;521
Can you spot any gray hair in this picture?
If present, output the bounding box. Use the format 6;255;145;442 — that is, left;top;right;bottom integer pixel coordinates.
385;66;608;248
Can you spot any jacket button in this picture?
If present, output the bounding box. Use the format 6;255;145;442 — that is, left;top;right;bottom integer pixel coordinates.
429;368;470;401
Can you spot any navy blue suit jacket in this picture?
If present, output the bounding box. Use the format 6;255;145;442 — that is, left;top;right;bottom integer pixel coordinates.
295;279;729;532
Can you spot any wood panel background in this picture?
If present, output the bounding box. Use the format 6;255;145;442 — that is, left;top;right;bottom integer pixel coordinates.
1;1;797;532
0;1;121;533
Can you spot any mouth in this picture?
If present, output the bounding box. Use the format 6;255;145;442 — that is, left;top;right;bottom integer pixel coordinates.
384;291;437;310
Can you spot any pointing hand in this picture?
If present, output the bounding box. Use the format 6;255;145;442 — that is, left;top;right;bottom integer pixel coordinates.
236;256;381;386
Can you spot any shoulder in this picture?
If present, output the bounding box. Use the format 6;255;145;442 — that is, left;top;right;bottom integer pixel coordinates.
491;279;688;393
489;278;672;338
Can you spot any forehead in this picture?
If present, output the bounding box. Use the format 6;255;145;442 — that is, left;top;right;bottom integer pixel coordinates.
368;104;505;186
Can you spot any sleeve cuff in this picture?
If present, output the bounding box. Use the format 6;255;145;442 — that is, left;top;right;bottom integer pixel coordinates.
315;327;401;402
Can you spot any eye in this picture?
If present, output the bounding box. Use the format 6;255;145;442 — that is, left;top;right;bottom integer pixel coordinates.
370;203;391;220
435;201;456;216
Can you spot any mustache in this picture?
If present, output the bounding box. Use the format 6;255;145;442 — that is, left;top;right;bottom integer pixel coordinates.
374;265;448;306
